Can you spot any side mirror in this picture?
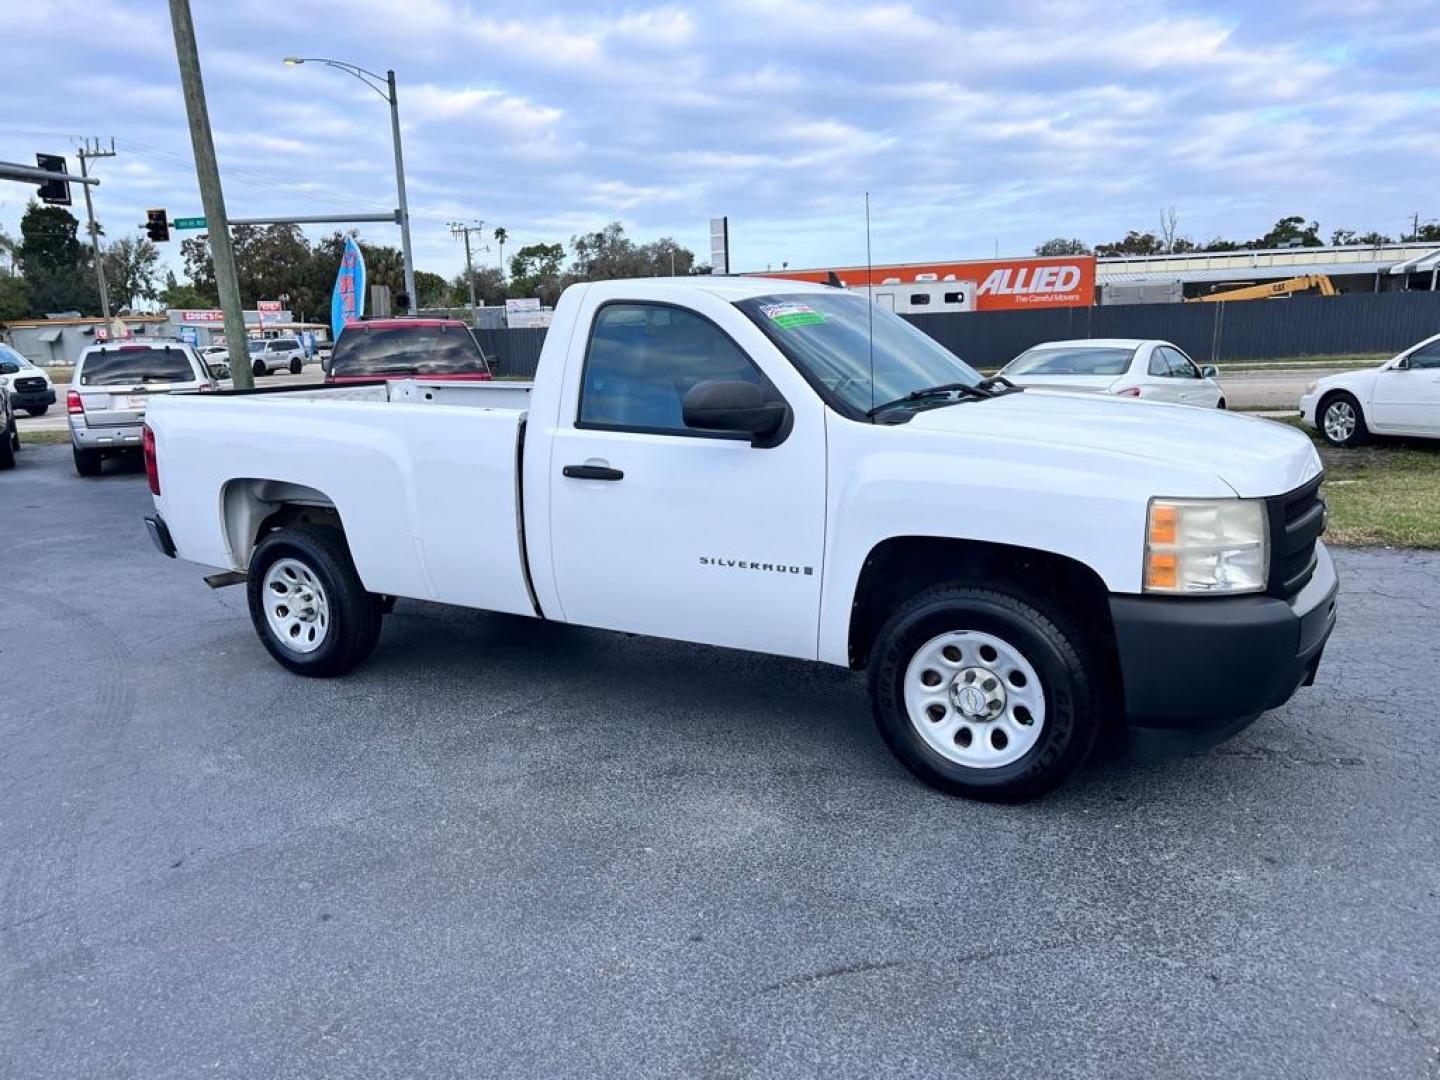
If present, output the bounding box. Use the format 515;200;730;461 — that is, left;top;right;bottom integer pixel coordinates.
682;379;789;447
0;361;19;375
1200;364;1218;378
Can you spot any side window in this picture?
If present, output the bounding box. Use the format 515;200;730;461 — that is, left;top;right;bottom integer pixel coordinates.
579;303;775;434
1407;340;1440;370
1164;346;1199;378
1147;346;1169;377
910;293;931;306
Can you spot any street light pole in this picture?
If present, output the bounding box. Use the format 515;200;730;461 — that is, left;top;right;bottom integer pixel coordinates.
386;70;417;311
172;0;253;389
284;57;416;310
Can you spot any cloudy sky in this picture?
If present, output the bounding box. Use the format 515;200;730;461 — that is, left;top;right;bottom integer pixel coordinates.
2;0;1436;285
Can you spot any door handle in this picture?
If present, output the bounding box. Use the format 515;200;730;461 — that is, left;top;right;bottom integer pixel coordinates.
563;464;624;481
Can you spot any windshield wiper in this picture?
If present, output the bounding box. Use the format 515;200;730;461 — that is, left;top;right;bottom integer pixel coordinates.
865;376;1021;419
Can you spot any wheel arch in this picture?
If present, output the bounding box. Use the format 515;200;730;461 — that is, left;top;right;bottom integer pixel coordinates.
220;478;345;568
846;535;1117;674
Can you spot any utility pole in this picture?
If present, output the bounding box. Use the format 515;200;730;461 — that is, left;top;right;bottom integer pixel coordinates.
168;0;253;389
450;220;484;324
76;138;116;322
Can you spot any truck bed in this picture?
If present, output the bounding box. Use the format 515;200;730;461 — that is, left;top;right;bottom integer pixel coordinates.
146;377;539;618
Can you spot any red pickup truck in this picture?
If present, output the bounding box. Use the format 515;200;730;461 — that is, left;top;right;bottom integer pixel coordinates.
325;318;493;383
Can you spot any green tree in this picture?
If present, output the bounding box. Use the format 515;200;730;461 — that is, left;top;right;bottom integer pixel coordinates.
1034;238;1090;256
509;242;566;304
1093;230;1163;257
17;202;98;314
414;269;451;308
158;269;215;310
0;275;30;321
493;226;508;282
104;234;162;310
1253;215;1321;248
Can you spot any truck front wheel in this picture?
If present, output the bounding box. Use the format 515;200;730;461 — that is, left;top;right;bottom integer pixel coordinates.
868;584;1101;801
246;524;384;677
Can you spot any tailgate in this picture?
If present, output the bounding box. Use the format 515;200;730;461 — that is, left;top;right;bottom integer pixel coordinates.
77;385;183;427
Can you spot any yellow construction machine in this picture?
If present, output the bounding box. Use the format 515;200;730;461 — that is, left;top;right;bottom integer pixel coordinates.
1187;274;1338;302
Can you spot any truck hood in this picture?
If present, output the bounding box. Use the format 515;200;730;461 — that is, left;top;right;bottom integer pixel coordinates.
906;390;1321;497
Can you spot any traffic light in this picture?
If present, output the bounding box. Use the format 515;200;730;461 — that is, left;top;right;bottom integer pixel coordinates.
35;153;71;206
145;209;170;243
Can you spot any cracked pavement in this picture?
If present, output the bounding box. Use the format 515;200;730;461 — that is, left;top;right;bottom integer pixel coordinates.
2;445;1438;1079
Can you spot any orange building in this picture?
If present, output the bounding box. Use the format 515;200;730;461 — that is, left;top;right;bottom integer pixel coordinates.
756;255;1096;313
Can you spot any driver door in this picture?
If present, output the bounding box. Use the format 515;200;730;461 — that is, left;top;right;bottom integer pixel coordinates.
545;297;828;659
1371;339;1440;432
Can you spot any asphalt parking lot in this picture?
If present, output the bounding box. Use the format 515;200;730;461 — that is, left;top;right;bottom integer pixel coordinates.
2;445;1438;1079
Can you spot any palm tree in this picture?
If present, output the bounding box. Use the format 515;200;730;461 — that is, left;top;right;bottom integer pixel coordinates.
493;226;508;282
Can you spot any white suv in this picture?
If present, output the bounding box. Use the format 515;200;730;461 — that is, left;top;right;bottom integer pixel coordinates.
247;337;308;376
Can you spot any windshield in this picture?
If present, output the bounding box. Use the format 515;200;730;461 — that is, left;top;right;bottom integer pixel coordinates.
1005;345;1134;377
246;339;270;354
329;325;489;377
735;292;981;417
80;348;197;385
0;344;32;368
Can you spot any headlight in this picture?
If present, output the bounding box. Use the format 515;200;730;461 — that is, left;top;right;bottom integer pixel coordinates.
1144;498;1268;595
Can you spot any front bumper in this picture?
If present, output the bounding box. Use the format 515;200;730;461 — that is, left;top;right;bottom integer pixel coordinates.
9;388;56;410
1298;391;1319;427
1109;542;1338;730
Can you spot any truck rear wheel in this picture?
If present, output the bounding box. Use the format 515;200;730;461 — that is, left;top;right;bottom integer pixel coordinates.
72;444;102;476
868;583;1101;801
246;524;384;677
289;357;303;374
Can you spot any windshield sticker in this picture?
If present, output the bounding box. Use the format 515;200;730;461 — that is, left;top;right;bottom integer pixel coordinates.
761;302;825;329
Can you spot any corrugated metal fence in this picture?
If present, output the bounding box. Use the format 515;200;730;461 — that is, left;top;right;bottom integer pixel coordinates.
906;291;1440;368
473;291;1440;375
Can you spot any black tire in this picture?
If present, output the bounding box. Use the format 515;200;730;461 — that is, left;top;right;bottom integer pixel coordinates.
9;418;19;450
25;405;49;417
246;524;384;677
1317;391;1368;447
289;357;302;374
868;583;1101;802
253;359;266;377
72;444;102;476
1216;398;1227;410
0;425;14;470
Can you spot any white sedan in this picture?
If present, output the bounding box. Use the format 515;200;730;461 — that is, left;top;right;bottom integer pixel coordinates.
1000;338;1226;409
1299;332;1440;447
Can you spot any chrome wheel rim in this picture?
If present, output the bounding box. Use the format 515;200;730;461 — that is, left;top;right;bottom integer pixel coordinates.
903;630;1046;769
262;557;330;654
1323;400;1356;442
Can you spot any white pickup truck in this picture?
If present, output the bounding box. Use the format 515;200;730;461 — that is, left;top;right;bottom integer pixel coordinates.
143;277;1336;800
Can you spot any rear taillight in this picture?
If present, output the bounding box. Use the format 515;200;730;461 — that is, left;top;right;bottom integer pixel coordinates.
67;389;84;414
1116;386;1143;397
142;424;160;496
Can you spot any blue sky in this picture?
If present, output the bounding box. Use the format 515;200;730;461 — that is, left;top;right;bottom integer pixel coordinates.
2;0;1437;285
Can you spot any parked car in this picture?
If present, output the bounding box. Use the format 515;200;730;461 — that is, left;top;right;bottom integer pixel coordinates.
1000;339;1226;408
325;318;492;383
142;277;1335;802
0;381;17;470
69;341;219;477
247;337;308;376
0;343;58;416
1300;331;1440;447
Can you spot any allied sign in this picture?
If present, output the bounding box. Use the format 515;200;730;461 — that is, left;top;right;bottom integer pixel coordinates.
331;237;367;340
256;300;282;313
759;255;1097;312
173;216;207;230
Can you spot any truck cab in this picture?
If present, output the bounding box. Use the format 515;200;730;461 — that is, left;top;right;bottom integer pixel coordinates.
142;277;1336;801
